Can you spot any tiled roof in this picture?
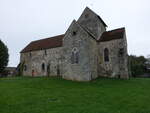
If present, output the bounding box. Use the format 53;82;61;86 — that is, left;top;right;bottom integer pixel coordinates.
21;28;125;53
20;34;64;53
98;28;125;42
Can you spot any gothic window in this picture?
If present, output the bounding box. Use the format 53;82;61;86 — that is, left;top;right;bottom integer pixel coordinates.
119;48;124;57
42;63;45;71
104;48;109;62
71;48;79;64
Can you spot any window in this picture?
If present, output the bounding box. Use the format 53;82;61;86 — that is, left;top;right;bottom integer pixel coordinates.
24;65;27;71
29;52;32;57
104;48;109;62
45;50;47;56
71;48;79;64
72;31;77;36
42;63;45;71
119;48;124;57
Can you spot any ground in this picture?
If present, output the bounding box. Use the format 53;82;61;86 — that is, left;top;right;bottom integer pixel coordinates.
0;77;150;113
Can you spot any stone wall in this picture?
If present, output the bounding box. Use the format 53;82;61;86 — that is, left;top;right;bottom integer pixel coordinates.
20;47;64;77
20;7;129;80
97;33;129;78
62;20;98;81
78;7;106;39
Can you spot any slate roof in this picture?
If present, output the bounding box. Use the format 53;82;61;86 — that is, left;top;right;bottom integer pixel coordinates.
20;34;64;53
98;28;125;42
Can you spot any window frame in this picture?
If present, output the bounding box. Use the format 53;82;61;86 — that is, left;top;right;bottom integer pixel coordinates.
71;48;79;64
104;48;109;62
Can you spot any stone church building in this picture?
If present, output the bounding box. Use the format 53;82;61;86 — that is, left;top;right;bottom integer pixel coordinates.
20;7;129;81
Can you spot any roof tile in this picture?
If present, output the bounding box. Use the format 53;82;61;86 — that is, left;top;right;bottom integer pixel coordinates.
21;34;64;53
98;28;125;42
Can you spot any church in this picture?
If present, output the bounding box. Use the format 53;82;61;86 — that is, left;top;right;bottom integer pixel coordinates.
20;7;129;81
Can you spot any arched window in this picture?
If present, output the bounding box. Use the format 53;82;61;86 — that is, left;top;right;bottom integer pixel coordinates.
24;65;27;71
104;48;109;62
42;63;45;71
44;50;47;56
71;48;79;64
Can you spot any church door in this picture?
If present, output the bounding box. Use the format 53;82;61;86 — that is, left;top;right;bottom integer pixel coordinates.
57;65;60;76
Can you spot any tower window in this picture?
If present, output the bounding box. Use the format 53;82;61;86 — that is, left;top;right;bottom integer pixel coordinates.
119;48;124;57
72;31;77;36
104;48;109;62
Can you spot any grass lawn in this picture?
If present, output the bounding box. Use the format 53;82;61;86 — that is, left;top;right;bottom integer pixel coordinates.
0;77;150;113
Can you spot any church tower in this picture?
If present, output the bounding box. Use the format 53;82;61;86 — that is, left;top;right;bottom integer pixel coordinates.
77;7;107;40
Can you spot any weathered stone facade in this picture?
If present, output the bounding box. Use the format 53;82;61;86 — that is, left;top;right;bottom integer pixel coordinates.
20;7;129;81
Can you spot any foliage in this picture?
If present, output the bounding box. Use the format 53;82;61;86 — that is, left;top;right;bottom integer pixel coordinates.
0;40;9;73
16;61;25;76
128;55;147;77
0;77;150;113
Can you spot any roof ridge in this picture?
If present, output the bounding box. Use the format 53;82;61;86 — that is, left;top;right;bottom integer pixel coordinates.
20;34;64;53
83;7;107;27
31;34;65;43
98;27;125;42
106;27;125;33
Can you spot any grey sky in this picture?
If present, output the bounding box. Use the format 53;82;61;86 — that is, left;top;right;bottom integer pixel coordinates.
0;0;150;67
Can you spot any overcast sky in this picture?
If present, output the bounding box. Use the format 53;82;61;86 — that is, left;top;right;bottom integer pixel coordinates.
0;0;150;67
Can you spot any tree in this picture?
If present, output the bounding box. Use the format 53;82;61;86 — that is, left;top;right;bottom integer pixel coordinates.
0;40;9;73
128;55;147;77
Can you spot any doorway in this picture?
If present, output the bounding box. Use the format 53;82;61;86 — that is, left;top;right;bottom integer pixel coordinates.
57;65;60;76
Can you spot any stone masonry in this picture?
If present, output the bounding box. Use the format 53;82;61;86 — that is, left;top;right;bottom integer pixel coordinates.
20;7;129;81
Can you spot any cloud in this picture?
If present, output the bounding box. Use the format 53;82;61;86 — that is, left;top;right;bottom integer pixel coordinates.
0;0;150;66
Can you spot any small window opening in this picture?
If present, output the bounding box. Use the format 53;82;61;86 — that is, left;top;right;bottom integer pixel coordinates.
71;48;79;64
42;63;45;71
24;65;27;71
104;48;109;62
45;50;47;56
72;31;77;36
119;48;124;57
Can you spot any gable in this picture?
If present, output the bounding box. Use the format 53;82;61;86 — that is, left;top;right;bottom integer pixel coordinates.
63;20;96;43
78;7;107;27
21;34;64;53
77;7;107;39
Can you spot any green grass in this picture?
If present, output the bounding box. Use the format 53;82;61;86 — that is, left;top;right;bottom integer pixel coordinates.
0;77;150;113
